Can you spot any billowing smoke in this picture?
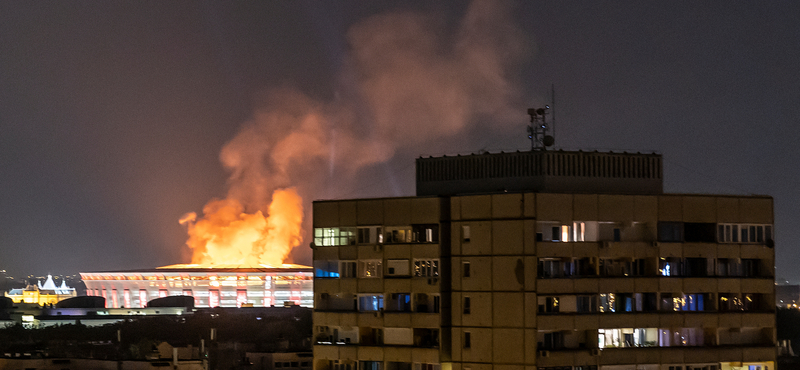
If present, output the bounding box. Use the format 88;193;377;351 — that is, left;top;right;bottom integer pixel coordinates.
180;0;529;267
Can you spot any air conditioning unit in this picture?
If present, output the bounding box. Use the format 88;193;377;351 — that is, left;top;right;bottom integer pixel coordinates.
428;278;439;285
601;241;611;248
590;349;601;356
651;241;659;247
538;350;550;358
374;245;382;252
374;310;384;318
320;293;329;299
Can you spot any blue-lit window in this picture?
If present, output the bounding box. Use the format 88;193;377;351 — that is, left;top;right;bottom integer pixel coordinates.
358;295;384;312
313;260;339;278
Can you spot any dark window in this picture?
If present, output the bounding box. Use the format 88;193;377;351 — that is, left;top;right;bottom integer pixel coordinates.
577;295;597;313
463;262;471;278
684;223;716;242
684;258;708;277
464;332;471;348
658;222;682;242
742;259;760;277
463;297;471;314
613;228;621;242
639;293;658;312
540;332;564;350
551;227;560;241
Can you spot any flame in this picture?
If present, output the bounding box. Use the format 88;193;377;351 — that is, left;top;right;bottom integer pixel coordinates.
179;188;303;267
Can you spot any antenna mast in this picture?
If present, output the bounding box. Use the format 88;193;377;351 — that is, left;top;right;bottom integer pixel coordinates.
526;104;553;151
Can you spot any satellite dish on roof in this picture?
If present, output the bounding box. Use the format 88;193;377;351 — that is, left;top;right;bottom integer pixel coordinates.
543;135;555;147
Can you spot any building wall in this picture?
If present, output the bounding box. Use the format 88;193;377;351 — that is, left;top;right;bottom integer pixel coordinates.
312;193;775;370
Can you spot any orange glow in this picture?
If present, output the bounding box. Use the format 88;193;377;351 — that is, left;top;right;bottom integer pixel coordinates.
179;188;303;267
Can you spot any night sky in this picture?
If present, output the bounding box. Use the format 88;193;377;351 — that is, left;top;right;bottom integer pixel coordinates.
2;2;799;281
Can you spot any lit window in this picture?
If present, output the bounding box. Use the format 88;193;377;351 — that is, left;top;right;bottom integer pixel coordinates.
414;259;440;277
358;295;384;312
359;260;383;278
123;289;131;308
236;290;247;307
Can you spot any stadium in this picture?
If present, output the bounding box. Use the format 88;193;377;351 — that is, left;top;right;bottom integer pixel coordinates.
81;264;313;309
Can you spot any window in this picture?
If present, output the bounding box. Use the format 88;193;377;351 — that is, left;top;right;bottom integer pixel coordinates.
463;297;471;314
463;332;471;348
600;293;615;313
536;221;575;242
742;259;761;277
684;258;709;277
386;226;412;243
414;259;439;277
139;289;147;308
463;262;471;278
358;226;383;244
539;331;564;350
314;227;356;246
598;328;658;348
577;295;597;313
361;361;382;370
359;260;383;278
658;222;682;242
572;221;585;241
338;261;356;278
718;223;773;244
717;258;742;277
684;222;716;242
413;328;439;347
538;258;573;278
659;257;681;276
538;296;559;313
386;293;411;312
412;224;439;243
462;225;471;242
314;260;340;278
123;289;131;308
634;293;658;312
358;295;384;312
415;293;440;313
413;364;441;370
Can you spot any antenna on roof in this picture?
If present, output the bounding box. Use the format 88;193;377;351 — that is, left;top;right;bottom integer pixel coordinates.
526;87;555;151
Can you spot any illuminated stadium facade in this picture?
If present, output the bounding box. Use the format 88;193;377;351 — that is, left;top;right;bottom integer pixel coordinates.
81;265;313;308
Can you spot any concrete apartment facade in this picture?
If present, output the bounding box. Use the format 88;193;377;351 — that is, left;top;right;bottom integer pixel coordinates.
311;150;775;370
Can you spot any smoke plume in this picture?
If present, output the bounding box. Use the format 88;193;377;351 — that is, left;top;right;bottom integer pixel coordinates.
181;0;529;266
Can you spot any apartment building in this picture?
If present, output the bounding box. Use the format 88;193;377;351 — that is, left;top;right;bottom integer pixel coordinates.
312;150;775;370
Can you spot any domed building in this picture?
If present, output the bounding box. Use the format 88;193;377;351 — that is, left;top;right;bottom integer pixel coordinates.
5;274;77;306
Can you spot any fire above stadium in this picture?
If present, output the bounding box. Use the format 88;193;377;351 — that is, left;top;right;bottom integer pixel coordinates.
178;188;304;268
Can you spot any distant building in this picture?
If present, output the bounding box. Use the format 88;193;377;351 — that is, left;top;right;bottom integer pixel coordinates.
81;266;313;308
776;284;800;308
5;274;76;306
312;150;776;370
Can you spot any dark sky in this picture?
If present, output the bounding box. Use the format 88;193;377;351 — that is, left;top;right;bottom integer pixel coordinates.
1;1;799;280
